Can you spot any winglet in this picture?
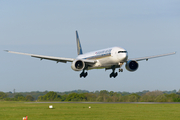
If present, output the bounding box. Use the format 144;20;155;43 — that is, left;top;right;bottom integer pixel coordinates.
76;31;83;55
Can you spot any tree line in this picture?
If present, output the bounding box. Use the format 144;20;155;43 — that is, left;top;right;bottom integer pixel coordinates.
1;90;180;102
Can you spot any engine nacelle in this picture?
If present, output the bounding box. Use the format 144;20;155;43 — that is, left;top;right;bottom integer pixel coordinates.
71;59;85;71
125;60;139;72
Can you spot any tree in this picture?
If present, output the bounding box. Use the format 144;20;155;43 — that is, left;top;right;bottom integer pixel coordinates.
14;94;26;101
14;94;24;99
177;89;180;93
165;93;180;102
42;91;61;101
18;96;26;101
155;94;167;102
0;92;7;99
109;91;114;97
96;96;103;102
61;94;68;101
65;93;87;101
37;91;61;101
140;91;163;102
120;91;131;96
111;92;120;102
127;94;140;102
84;93;97;101
100;90;109;102
26;95;35;101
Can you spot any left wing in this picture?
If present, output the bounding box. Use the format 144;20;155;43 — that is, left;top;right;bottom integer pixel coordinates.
128;52;176;61
5;50;74;63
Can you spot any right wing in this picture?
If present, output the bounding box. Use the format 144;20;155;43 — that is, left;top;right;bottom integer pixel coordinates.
5;50;97;64
5;50;74;63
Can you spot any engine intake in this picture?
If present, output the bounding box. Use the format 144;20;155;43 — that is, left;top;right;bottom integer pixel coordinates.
125;60;139;72
71;60;85;71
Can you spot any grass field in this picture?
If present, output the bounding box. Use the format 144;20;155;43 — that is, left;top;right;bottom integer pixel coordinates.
0;102;180;120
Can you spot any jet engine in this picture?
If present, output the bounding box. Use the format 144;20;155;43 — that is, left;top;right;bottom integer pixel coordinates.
71;59;85;71
125;60;139;72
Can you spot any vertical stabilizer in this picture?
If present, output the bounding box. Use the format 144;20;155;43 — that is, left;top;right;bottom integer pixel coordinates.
76;31;83;55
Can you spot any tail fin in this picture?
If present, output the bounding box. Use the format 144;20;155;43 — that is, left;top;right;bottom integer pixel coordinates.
76;31;83;55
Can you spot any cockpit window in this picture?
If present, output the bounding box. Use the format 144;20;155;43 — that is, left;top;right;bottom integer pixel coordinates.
118;51;127;53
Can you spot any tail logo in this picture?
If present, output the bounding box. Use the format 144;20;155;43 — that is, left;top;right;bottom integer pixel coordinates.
76;31;83;55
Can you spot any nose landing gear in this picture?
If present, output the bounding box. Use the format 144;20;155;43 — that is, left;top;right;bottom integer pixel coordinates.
119;68;123;72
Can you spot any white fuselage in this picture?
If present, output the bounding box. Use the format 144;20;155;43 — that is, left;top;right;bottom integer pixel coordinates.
76;47;128;70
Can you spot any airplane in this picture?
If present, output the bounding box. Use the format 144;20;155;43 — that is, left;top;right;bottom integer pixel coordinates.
5;31;176;78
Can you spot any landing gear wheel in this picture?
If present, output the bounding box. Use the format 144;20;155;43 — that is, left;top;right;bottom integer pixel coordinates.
109;67;118;78
119;69;123;72
80;73;83;78
114;72;118;78
80;71;88;78
84;72;88;78
110;73;113;78
109;72;118;78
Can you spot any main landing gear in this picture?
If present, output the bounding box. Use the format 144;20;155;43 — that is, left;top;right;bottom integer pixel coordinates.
80;70;88;78
109;68;123;78
110;72;118;78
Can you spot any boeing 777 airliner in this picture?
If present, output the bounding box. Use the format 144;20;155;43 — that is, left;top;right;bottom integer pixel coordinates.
5;31;176;78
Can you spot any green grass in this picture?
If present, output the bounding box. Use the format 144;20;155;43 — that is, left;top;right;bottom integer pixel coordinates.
0;102;180;120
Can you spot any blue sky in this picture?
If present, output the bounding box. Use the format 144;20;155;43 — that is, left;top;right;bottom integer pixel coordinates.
1;0;179;92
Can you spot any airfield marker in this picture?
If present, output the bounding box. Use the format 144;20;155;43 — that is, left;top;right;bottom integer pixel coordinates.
49;105;53;109
22;116;28;120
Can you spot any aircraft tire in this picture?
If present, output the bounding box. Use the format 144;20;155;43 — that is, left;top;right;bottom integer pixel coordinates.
110;73;113;78
80;72;84;78
85;72;86;76
113;72;118;78
119;69;123;72
84;72;88;78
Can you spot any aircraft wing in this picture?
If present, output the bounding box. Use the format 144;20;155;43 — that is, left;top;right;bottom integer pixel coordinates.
128;52;176;61
5;50;74;63
5;50;97;64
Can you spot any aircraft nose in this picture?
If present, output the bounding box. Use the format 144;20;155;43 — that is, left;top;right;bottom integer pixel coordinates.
117;49;128;62
121;52;128;62
123;53;128;61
